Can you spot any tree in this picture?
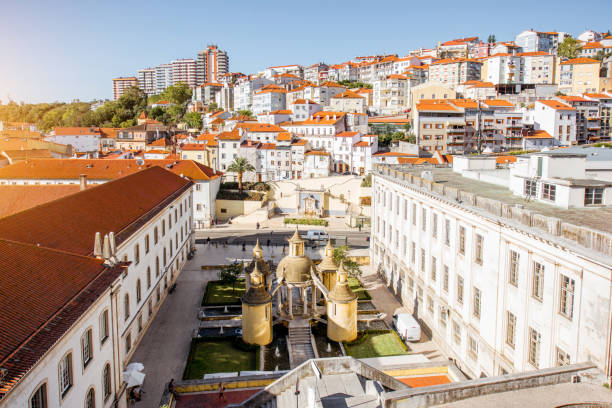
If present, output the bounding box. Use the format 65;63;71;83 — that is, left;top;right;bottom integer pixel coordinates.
219;263;242;293
405;133;417;144
183;112;203;129
162;82;192;105
227;157;255;192
237;110;253;117
208;102;219;111
332;246;361;277
558;36;582;60
487;34;496;44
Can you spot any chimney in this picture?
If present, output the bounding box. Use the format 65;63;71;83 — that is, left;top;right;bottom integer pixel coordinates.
102;234;113;266
109;231;117;261
79;174;87;191
94;232;102;259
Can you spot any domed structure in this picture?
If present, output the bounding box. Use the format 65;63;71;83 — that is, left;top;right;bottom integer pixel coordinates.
317;239;338;291
241;263;273;346
245;239;272;290
276;230;315;284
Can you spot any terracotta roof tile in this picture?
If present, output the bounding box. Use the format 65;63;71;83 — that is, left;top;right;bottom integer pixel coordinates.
0;185;85;218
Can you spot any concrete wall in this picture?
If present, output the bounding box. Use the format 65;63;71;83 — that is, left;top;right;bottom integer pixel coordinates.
216;199;263;220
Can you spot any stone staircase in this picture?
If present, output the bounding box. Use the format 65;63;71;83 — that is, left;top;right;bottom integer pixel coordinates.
288;319;315;368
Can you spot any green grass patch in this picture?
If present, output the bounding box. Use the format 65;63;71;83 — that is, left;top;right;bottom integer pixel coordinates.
183;338;258;380
202;280;246;306
344;330;408;359
283;217;327;226
348;277;371;300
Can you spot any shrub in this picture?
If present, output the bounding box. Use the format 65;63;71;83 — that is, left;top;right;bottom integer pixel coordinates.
216;190;264;201
361;174;372;187
283;218;327;226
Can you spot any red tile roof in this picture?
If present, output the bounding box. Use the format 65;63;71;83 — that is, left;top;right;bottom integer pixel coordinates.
0;166;192;257
336;131;359;137
559;57;600;65
538;100;575;110
0;185;85;218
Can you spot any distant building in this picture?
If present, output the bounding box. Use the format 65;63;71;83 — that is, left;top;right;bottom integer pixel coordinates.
155;63;173;94
112;76;138;100
557;58;601;95
171;58;197;88
533;100;577;146
514;30;561;53
137;67;156;96
196;45;229;85
428;59;482;89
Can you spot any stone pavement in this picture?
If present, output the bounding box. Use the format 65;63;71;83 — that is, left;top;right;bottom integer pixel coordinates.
360;267;446;362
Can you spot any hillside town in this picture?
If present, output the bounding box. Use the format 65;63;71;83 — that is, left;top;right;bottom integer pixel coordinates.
1;22;612;408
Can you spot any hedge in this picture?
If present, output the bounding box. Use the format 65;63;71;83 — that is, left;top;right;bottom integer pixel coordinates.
283;218;327;226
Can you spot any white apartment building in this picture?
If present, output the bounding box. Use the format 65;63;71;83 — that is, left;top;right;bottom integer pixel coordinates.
371;157;612;380
482;54;521;84
155;64;173;94
47;127;101;153
533;100;577;146
217;131;243;171
304;151;331;178
519;52;555;85
302;82;346;106
263;64;303;79
252;85;287;115
112;77;138;100
373;75;412;115
392;56;420;74
0;167;194;408
137;68;156;96
329;90;367;113
428;59;482;89
170;59;197;88
290;99;321;121
235;76;274;112
514;30;560;54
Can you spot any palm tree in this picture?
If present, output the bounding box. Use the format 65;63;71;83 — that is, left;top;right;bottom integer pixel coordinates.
227;157;255;192
558;36;582;60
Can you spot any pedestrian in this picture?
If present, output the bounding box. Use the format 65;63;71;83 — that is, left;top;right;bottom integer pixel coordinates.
218;383;226;401
267;239;271;247
358;223;362;232
256;222;260;230
207;237;211;245
282;245;286;255
242;242;246;251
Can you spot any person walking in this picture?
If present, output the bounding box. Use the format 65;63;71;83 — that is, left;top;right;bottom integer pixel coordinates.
218;383;226;402
168;379;178;401
256;222;260;230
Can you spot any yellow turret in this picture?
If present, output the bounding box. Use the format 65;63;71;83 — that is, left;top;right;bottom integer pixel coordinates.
326;261;357;342
317;238;338;291
241;263;272;346
253;238;263;259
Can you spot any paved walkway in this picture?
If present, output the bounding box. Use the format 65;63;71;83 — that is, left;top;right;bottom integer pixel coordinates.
360;267;446;361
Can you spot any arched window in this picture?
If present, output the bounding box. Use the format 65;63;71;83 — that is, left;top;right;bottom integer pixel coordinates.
81;329;93;368
162;220;166;236
168;214;172;228
175;233;178;249
154;227;159;244
102;363;111;401
163;248;167;266
146;267;151;289
85;387;95;408
155;257;160;277
134;244;140;265
29;383;47;408
58;352;73;397
136;280;142;303
145;235;150;254
124;294;130;321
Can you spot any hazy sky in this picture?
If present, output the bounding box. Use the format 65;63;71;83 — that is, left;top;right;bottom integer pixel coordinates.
1;0;610;103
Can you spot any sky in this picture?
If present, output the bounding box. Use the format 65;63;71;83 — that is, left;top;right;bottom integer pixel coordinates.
1;0;611;104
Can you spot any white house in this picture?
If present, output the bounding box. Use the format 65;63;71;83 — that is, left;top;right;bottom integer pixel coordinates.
48;127;102;154
252;85;287;115
533;100;577;146
303;151;331;178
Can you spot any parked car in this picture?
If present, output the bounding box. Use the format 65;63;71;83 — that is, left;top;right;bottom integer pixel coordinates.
392;313;421;342
303;230;329;241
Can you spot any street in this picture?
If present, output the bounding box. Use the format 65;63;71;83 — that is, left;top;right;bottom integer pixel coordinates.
195;228;371;248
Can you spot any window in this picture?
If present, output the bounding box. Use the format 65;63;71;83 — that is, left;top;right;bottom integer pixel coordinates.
85;388;95;408
473;287;481;319
458;226;465;255
411;242;416;264
30;383;47;408
163;248;167;266
528;327;541;368
443;266;449;292
509;250;519;286
136;279;142;303
461;335;476;365
125;333;132;353
542;183;556;201
439;306;447;328
134;244;140;265
420;249;426;273
453;320;461;345
585;187;603;205
146;267;151;289
432;213;438;238
100;310;109;344
103;363;111;400
412;203;416;225
474;234;483;264
421;207;427;231
444;218;450;246
82;329;93;368
506;311;516;348
524;179;536;196
532;262;544;301
154;227;159;244
403;199;408;219
417;286;423;304
59;353;73;396
138;314;142;333
456;276;464;304
155;257;160;277
168;214;172;228
427;295;434;314
162;220;166;236
556;347;571;366
559;275;575;319
430;257;437;281
145;235;150;254
124;294;130;321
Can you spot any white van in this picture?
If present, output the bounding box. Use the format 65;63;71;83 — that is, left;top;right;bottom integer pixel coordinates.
392;313;421;342
303;230;328;241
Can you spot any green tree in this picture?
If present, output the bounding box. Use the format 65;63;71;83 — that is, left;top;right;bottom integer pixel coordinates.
208;102;219;111
487;34;496;44
333;246;361;277
237;110;253;117
405;133;417;144
227;157;255;192
219;263;242;293
162;82;192;105
558;36;582;60
183;111;203;129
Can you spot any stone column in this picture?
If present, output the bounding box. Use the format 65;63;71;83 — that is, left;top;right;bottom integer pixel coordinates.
277;287;283;317
311;285;316;316
288;286;293;319
302;286;308;316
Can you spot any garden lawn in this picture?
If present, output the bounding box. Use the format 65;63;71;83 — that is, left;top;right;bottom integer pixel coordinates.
345;331;409;359
202;280;245;305
183;339;257;379
348;277;371;300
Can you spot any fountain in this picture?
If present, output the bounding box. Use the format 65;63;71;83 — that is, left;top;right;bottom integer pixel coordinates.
326;343;332;353
220;326;224;335
275;346;280;357
224;305;228;313
275;365;279;371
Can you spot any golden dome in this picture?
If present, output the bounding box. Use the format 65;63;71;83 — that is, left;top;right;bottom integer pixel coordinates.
328;262;357;303
276;255;315;283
